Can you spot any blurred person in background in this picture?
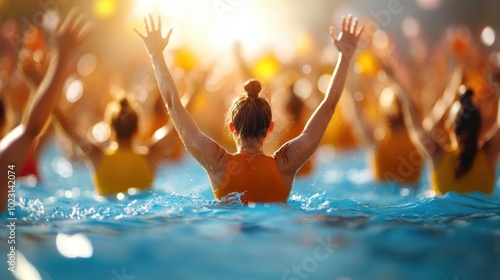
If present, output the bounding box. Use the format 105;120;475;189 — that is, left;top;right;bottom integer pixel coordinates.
0;10;90;211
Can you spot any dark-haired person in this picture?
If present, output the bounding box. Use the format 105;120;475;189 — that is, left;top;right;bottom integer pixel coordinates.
0;10;90;211
397;87;500;195
135;14;363;204
54;93;192;196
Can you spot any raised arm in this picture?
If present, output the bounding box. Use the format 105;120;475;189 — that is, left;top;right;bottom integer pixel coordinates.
0;10;90;211
345;90;377;146
394;86;443;167
135;15;227;171
422;65;463;133
275;14;363;173
22;13;90;139
19;31;101;167
52;106;102;167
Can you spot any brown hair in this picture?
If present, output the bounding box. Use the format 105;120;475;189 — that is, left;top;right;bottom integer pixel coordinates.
285;83;304;119
385;96;405;128
381;92;405;129
105;96;139;141
227;79;272;139
453;88;480;178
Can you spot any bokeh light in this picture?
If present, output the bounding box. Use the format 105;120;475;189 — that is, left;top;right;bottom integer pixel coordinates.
56;233;93;258
12;252;41;280
379;87;395;108
302;64;312;74
77;53;98;77
91;121;111;143
51;156;73;178
481;26;496;47
372;29;390;50
354;51;379;76
251;55;281;83
402;17;421;39
293;78;312;100
94;0;117;19
317;74;332;94
416;0;442;10
65;79;84;103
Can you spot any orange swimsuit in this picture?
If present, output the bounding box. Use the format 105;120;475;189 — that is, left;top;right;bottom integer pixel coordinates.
214;152;290;204
372;131;423;184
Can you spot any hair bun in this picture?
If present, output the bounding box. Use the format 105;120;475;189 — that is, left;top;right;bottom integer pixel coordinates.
243;79;262;99
119;98;129;108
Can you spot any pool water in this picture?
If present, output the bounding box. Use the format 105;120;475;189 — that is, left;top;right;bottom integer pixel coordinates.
1;141;500;280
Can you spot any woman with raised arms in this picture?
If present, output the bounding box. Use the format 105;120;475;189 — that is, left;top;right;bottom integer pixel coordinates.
135;14;363;204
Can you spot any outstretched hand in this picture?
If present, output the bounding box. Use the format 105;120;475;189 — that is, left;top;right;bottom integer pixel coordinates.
54;9;92;59
134;14;173;57
376;49;401;81
19;50;45;87
330;14;364;59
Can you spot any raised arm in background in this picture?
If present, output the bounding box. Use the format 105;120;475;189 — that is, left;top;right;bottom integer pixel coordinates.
52;105;102;168
394;86;444;168
345;90;376;147
147;66;209;165
422;66;463;134
0;10;90;211
274;14;363;175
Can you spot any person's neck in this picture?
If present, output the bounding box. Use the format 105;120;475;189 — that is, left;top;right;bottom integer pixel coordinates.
116;138;133;149
237;138;264;155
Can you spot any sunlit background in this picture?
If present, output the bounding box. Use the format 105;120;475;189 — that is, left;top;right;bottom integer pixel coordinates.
2;0;499;83
1;0;497;59
1;0;499;143
2;0;499;50
0;0;498;149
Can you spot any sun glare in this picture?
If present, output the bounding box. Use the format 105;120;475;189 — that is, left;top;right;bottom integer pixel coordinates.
130;0;282;57
211;7;267;54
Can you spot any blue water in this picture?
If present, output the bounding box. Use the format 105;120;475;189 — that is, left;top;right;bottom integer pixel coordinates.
1;142;500;280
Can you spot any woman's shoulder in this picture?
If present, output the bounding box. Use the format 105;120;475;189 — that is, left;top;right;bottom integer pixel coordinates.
103;144;148;156
134;146;149;156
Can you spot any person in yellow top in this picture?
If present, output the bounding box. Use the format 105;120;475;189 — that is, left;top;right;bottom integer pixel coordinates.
397;86;500;195
55;83;203;196
349;89;423;184
91;98;155;195
135;14;363;204
0;10;90;211
54;96;178;196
